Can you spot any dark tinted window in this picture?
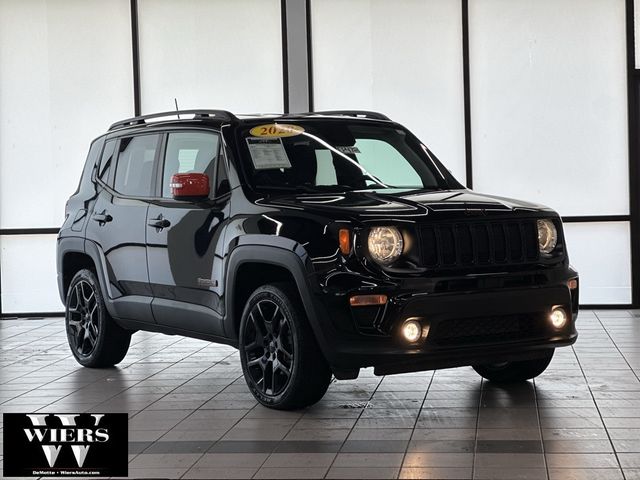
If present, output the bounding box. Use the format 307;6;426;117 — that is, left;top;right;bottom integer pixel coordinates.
97;139;117;185
114;135;159;196
162;131;220;198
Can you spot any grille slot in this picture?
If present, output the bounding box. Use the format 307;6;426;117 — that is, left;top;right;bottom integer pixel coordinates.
431;314;545;346
420;220;539;269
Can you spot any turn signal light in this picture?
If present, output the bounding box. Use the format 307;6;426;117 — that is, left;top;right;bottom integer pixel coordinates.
339;228;351;255
567;278;578;290
349;294;387;307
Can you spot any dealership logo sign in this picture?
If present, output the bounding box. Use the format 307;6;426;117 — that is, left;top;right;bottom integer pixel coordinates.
3;413;127;477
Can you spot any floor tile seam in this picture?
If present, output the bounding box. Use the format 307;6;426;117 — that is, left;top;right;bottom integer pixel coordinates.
571;344;628;480
396;370;434;479
246;390;316;479
135;349;242;475
320;375;385;479
52;335;194;415
532;377;551;480
593;314;640;385
178;359;253;478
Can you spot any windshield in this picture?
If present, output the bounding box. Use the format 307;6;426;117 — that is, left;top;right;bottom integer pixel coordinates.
236;120;459;194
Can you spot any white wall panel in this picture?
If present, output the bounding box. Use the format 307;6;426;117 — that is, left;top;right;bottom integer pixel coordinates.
0;235;61;313
563;222;632;305
138;0;283;114
310;0;467;183
0;0;134;229
469;0;628;216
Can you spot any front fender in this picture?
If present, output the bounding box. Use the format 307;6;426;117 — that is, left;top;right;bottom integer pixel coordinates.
223;240;335;361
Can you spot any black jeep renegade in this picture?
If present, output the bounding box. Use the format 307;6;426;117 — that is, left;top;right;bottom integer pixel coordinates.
57;109;578;409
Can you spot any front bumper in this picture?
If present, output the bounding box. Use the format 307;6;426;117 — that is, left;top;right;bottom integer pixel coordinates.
310;273;578;377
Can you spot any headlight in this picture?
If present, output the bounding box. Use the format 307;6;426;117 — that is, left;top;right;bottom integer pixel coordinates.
537;219;558;254
368;226;403;265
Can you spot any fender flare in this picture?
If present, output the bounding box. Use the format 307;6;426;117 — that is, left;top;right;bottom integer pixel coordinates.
223;241;334;360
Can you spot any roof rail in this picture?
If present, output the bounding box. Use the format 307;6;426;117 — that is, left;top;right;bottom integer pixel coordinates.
108;109;238;131
300;110;391;121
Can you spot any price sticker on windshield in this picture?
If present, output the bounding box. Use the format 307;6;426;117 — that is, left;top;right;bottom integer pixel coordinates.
249;123;305;138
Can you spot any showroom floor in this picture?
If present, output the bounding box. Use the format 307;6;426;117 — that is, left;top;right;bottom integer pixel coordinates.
0;310;639;480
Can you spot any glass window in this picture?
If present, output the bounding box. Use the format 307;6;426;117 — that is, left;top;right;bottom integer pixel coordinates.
238;121;458;193
162;131;220;198
114;134;159;197
97;139;117;185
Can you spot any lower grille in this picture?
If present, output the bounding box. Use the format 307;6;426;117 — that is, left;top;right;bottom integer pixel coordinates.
419;220;539;269
430;314;546;346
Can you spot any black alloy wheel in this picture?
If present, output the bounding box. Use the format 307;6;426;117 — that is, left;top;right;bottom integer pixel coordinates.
65;269;131;368
243;299;294;396
239;283;332;410
67;279;100;358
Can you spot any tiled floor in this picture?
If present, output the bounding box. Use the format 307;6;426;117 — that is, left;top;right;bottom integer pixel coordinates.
0;309;639;479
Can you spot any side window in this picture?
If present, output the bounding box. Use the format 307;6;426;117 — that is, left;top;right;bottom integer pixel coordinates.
97;139;117;186
113;134;159;197
162;131;220;198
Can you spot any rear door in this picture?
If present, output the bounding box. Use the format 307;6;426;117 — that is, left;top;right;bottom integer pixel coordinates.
85;133;161;323
146;130;230;336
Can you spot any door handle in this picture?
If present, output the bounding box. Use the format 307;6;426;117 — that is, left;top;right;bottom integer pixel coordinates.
92;212;112;224
148;217;171;229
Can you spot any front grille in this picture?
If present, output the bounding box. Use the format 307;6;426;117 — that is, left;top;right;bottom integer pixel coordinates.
419;220;539;269
430;314;545;346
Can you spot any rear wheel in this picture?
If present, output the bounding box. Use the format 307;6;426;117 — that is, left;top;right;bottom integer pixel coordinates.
239;283;332;410
65;269;131;367
473;349;555;383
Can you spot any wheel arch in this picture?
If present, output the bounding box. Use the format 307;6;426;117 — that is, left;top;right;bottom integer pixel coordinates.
224;244;332;359
57;237;117;318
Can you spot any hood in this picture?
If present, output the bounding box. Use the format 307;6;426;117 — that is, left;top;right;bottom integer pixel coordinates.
259;188;554;222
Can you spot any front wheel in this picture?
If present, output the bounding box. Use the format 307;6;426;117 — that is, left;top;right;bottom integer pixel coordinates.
473;349;555;383
239;283;332;410
65;269;131;368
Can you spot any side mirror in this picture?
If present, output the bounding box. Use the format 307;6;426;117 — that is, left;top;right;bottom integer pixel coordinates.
170;173;210;199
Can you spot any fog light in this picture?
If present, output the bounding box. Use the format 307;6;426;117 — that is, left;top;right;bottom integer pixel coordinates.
402;319;422;343
550;307;568;329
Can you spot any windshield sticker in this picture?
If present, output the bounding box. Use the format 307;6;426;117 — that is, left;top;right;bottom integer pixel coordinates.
246;138;292;170
249;123;305;138
336;146;361;154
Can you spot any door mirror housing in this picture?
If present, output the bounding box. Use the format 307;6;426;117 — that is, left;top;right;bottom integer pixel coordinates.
170;173;210;199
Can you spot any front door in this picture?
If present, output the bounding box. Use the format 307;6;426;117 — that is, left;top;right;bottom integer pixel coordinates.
146;130;229;336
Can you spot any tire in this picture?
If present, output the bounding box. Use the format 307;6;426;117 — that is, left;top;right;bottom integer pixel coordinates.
473;349;555;383
239;283;332;410
65;269;131;368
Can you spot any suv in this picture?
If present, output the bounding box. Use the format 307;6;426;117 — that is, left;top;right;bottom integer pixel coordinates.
57;109;578;409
